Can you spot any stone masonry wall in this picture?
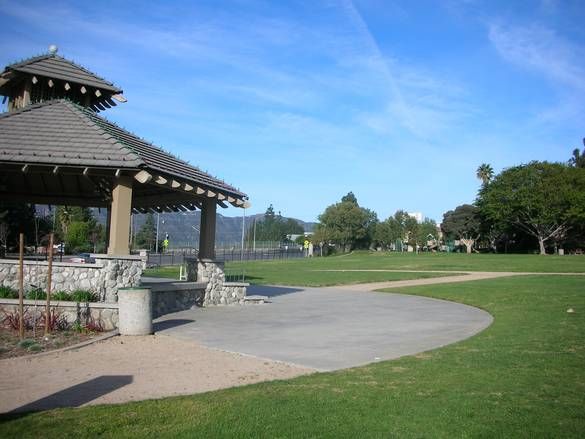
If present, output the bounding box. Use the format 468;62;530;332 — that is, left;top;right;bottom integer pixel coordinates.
185;258;248;306
151;287;206;318
0;299;118;331
0;255;142;303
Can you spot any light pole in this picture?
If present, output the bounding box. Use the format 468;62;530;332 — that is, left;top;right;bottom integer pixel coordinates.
253;217;256;252
155;212;160;253
191;225;199;249
240;201;251;261
155;213;165;253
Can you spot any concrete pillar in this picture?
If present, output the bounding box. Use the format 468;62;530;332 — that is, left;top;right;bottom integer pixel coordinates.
118;287;152;335
199;199;217;259
107;176;133;256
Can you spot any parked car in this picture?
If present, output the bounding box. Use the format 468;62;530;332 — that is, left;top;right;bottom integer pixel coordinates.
70;253;95;264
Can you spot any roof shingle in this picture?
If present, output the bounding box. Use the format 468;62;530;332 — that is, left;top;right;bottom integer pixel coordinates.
0;100;246;199
4;54;122;93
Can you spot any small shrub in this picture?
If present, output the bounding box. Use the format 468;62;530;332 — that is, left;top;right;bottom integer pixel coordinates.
18;339;36;349
2;308;33;330
73;316;104;333
0;285;18;299
84;317;104;333
27;343;42;352
52;291;72;301
42;308;70;331
71;290;97;303
72;321;84;333
26;288;46;300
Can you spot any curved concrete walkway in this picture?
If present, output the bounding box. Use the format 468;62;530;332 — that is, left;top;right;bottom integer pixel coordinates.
157;284;493;371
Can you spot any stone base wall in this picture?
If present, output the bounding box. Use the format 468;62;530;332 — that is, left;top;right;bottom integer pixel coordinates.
0;299;118;331
150;283;207;318
185;258;248;306
220;282;248;304
0;255;143;303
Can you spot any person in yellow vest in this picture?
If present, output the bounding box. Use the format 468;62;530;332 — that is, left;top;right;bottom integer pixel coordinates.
162;236;169;253
303;239;310;257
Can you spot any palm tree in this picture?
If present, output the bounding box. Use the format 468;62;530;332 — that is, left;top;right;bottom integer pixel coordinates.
476;163;494;185
569;138;585;168
58;206;72;237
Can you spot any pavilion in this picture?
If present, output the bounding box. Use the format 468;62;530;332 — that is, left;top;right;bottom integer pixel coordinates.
0;48;248;259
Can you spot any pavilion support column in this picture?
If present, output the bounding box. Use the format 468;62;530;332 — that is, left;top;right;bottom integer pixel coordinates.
107;176;133;256
199;199;217;259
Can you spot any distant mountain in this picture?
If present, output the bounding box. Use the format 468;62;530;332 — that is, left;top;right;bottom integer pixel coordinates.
36;206;316;248
93;209;315;248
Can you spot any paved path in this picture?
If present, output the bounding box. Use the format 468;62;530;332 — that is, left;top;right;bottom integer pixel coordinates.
318;270;585;291
157;284;493;371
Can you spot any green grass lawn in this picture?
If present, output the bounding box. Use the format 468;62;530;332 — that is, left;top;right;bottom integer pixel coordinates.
143;263;457;286
2;275;583;437
144;252;585;286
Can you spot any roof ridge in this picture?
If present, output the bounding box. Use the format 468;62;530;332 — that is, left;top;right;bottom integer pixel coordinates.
5;53;52;69
74;105;244;194
76;105;207;172
0;98;246;198
58;100;145;166
0;98;62;119
4;53;120;90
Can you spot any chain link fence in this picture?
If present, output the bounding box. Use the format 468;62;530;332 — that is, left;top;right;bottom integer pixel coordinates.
145;245;305;267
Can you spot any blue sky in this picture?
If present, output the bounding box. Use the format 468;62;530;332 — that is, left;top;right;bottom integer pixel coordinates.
1;0;584;223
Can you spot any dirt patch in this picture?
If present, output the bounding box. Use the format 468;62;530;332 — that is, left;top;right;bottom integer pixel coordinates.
0;328;97;359
0;334;315;413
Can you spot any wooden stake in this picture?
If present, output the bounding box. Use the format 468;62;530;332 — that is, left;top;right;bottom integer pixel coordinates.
18;233;24;340
45;233;54;336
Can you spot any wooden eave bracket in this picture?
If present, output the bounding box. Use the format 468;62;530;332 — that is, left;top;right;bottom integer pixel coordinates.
112;94;127;103
134;170;153;184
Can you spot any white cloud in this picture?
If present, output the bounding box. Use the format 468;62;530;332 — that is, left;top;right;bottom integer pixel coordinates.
488;22;585;91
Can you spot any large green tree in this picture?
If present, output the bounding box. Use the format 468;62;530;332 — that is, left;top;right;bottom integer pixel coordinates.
249;205;304;243
374;210;418;251
53;206;99;253
414;218;439;250
135;213;157;250
66;221;91;253
316;193;377;252
0;202;36;253
374;217;403;249
477;161;585;254
441;204;481;254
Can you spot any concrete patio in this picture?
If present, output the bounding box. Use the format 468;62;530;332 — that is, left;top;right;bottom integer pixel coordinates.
155;284;493;371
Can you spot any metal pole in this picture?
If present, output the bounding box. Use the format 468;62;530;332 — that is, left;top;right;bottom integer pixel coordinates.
45;233;54;336
18;233;24;339
155;212;160;253
253;218;256;252
240;207;246;261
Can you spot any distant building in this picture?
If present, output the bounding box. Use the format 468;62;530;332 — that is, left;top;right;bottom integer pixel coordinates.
407;212;423;223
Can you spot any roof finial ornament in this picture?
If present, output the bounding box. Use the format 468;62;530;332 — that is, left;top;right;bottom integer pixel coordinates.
48;45;58;55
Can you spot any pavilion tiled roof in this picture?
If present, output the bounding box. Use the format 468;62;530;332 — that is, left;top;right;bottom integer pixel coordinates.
4;54;122;93
0;99;246;199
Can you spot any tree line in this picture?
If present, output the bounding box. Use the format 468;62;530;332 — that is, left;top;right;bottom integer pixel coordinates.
3;142;583;257
298;141;585;255
434;141;585;255
307;192;438;254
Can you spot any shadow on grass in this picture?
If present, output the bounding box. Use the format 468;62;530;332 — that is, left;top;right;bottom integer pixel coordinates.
4;375;133;417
